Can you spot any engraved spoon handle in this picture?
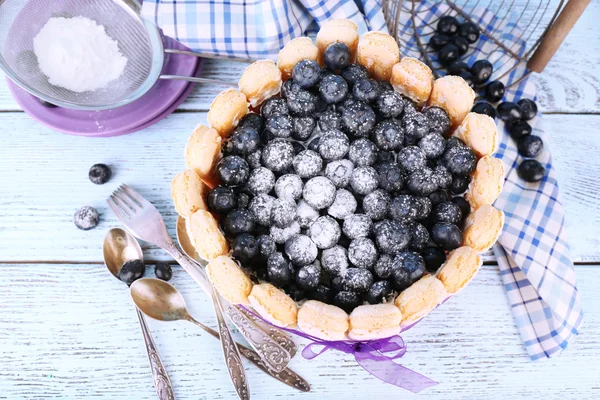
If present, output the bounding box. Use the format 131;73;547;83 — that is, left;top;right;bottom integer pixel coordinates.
211;288;250;400
236;306;298;358
136;309;175;400
223;302;292;373
186;318;310;392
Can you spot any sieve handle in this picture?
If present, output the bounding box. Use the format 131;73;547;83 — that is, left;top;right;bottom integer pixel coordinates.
527;0;591;73
164;48;255;63
159;75;237;87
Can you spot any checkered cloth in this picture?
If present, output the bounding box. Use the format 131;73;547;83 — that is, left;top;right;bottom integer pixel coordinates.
142;0;583;359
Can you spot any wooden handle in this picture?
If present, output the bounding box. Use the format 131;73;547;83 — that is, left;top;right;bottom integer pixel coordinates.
527;0;591;73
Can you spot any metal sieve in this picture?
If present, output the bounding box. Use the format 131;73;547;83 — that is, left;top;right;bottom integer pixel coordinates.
0;0;246;110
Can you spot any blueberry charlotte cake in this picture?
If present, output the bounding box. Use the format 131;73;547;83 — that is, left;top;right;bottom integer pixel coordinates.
171;19;505;341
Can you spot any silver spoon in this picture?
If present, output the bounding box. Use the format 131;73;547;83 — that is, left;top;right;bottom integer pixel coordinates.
130;278;310;392
103;228;175;400
176;216;297;359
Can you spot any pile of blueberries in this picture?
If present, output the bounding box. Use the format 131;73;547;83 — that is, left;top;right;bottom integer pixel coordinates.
429;15;494;88
207;42;478;312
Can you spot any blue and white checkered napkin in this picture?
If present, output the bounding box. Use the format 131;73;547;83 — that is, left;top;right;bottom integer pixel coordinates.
142;0;583;359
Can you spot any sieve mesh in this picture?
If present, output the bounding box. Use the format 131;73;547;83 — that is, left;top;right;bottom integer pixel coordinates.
0;0;164;109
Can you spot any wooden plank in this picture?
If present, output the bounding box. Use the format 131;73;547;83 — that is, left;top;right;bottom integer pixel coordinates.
0;263;598;399
0;112;598;263
0;0;598;113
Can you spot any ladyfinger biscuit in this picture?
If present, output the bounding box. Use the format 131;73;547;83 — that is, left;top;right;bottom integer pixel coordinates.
207;88;248;137
390;57;434;108
315;19;359;65
348;304;402;340
277;37;319;80
297;300;349;340
465;156;505;210
239;60;282;108
248;283;298;328
437;246;482;294
206;255;253;305
171;170;209;219
427;75;475;129
185;124;222;187
186;209;229;261
462;204;505;253
453;112;499;157
394;275;447;326
356;31;400;81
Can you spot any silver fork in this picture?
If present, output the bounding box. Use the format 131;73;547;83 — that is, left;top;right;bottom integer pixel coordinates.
107;187;292;373
108;185;249;400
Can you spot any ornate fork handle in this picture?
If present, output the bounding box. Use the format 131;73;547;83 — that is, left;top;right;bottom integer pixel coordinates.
224;303;292;372
237;306;298;358
211;288;250;400
136;309;175;400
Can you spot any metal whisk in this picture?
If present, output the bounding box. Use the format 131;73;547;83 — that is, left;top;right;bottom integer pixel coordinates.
382;0;590;88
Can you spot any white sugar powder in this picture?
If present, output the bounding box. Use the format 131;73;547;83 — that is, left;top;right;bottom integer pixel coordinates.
33;16;128;93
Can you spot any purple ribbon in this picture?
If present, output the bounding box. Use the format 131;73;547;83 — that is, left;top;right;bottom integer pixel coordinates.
301;335;438;393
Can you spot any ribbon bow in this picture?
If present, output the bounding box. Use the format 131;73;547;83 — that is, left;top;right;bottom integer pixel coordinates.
302;335;438;393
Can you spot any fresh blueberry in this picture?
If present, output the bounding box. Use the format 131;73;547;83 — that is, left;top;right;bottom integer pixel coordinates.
452;36;469;56
350;166;379;195
429;189;449;207
485;80;505;103
447;61;470;75
373;220;411;255
348;138;378;167
328;188;357;220
363;190;391;220
471;101;496;119
470;60;493;84
451;196;470;220
389;195;420;223
434;201;463;224
235;192;250;209
261;138;294;172
340;64;369;86
74;206;99;230
308;215;341;248
325;159;355;188
403;110;429;145
310;284;333;303
431;222;462;250
292;116;316;141
348;237;378;268
509;120;532;140
239;112;265;131
281;79;301;99
217;156;250;186
518;135;543;157
232;233;259;264
429;34;451;50
266;114;293;138
397;146;427;172
394;252;426;281
517;159;545;182
271;198;297;228
257;234;277;260
419;134;445;159
372;119;404;151
292;59;321;89
248;193;275;225
229;125;260;155
434;165;453;189
222;209;256;237
296;263;321;291
376;91;404;118
374;254;394;279
450;174;471;194
425;106;451;136
333;291;361;313
409;223;430;251
287;89;317;116
343;268;374;293
319;74;349;104
390;265;411;291
285;234;318;266
343;214;373;240
442;146;477;175
407;168;438;196
341;101;376;137
458;21;480;43
321;245;349;276
353;78;380;103
317;109;342;131
422;246;447;273
324;42;351;70
247;167;276;195
208;187;237;214
292;149;322;178
497;101;522;122
517;98;538;121
437;15;460;35
154;261;173;281
261;97;288;118
119;259;145;286
89;163;111;185
438;43;460;67
366;280;392;304
446;136;467;149
319;130;350;161
267;252;293;287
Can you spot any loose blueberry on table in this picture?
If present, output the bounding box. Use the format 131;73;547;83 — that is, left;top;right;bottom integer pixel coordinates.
208;43;483;312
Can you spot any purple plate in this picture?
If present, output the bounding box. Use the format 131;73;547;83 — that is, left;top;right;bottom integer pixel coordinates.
7;38;203;137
